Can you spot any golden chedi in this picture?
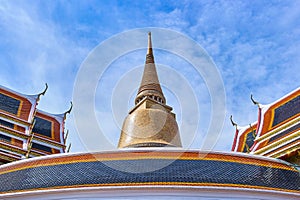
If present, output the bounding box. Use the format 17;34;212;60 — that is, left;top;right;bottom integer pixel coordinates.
118;32;182;148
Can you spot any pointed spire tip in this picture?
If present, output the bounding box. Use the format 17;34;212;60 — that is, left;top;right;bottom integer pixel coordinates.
135;32;165;105
146;32;153;63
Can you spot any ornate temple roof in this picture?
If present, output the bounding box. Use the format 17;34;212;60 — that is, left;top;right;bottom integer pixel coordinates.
1;33;299;199
0;85;40;124
0;150;299;199
232;87;300;164
0;84;70;164
232;122;257;152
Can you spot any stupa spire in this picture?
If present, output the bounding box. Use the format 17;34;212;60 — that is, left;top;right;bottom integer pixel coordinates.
118;32;182;148
135;32;166;105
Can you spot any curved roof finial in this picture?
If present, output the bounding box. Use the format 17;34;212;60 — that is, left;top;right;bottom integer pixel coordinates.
64;101;73;118
230;115;238;128
250;94;260;107
38;83;48;97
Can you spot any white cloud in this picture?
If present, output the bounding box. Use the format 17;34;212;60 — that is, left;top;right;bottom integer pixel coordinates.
146;1;300;151
0;1;91;152
1;1;299;153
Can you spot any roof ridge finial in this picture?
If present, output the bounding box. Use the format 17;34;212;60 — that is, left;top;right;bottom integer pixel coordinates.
250;94;261;108
38;83;48;98
230;115;238;129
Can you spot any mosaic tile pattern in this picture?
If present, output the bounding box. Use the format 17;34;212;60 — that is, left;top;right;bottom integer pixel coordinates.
0;151;299;194
0;93;20;115
273;95;300;127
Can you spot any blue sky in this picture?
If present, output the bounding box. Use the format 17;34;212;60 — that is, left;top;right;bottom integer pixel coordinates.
0;0;300;152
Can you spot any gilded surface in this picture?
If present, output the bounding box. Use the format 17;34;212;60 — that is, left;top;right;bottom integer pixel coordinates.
118;99;182;148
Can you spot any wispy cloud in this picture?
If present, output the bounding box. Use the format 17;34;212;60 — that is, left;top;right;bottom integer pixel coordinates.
139;0;300;150
0;1;88;106
1;1;299;152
